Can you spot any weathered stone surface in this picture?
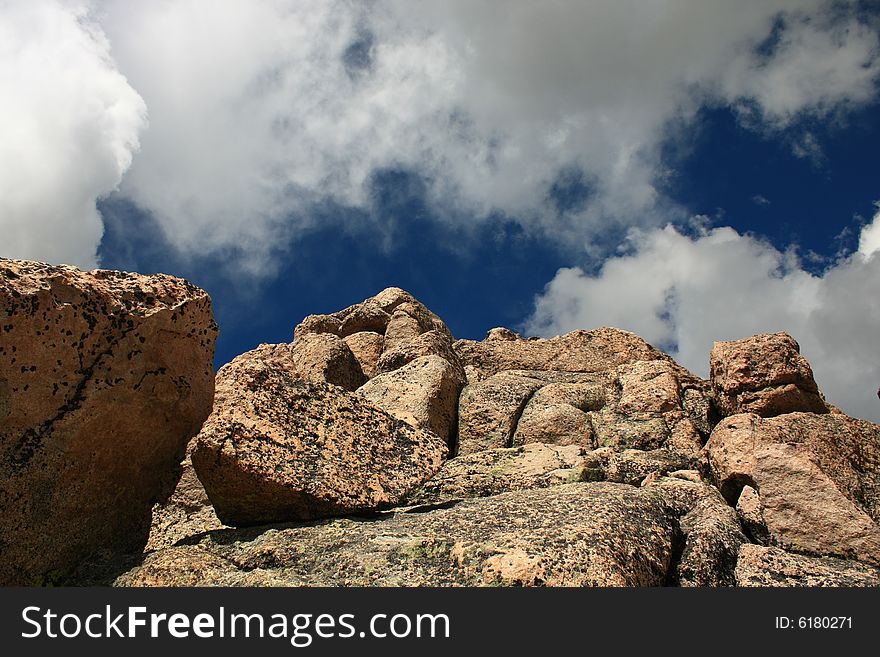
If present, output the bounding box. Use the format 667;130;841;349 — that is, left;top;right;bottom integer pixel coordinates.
707;412;880;565
375;330;464;379
458;356;711;459
454;327;669;381
119;481;733;587
0;259;217;585
710;332;827;417
293;287;452;344
735;544;880;587
511;383;602;448
356;355;465;446
457;373;544;455
406;443;589;506
292;314;340;341
736;485;769;545
383;309;423;352
343;331;384;379
147;442;224;552
645;477;746;587
289;332;365;391
590;447;694;486
191;347;447;525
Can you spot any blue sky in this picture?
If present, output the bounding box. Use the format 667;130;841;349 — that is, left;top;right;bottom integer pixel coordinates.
3;0;880;421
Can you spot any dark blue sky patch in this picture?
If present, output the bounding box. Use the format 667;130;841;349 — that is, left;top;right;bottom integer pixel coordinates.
659;102;880;273
97;171;566;368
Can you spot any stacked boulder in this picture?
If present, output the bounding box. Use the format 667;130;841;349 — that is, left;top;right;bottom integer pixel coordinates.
705;333;880;585
3;263;877;587
136;298;878;587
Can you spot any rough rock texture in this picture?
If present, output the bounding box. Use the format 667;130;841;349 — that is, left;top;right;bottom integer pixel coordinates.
457;374;545;455
191;346;448;525
457;357;712;459
0;259;217;585
735;485;769;545
292;289;466;396
406;444;590;506
706;412;880;565
454;327;669;381
117;480;742;587
710;333;827;417
289;332;365;391
147;441;224;552
375;330;465;380
343;331;384;379
735;544;880;587
589;447;694;486
512;383;598;447
356;355;464;447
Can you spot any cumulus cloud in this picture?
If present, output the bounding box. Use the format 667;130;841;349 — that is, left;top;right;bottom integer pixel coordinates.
90;0;880;268
0;0;146;268
527;211;880;422
2;1;879;274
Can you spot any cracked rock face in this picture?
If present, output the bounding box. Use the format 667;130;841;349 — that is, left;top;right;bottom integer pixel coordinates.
0;259;217;585
706;412;880;566
457;355;711;458
117;479;743;587
191;346;448;526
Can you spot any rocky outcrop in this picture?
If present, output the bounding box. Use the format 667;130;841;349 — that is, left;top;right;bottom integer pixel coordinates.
710;333;827;417
356;355;464;446
735;544;880;587
191;346;448;525
293;287;459;380
117;479;743;587
706;412;880;565
457;356;711;458
4;268;877;590
457;373;545;455
454;327;669;381
0;259;217;585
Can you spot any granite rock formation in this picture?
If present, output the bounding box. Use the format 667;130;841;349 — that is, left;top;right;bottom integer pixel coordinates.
191;345;448;525
4;276;878;588
0;258;217;585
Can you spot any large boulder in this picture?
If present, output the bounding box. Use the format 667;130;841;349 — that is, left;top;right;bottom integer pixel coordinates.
709;332;828;417
0;259;217;585
343;331;384;378
116;480;743;587
706;412;880;565
191;346;447;525
356;355;465;447
289;332;365;391
457;373;545;455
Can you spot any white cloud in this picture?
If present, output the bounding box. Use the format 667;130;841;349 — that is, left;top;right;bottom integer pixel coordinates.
527;212;880;422
0;0;146;268
88;0;880;268
859;209;880;256
2;1;878;276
